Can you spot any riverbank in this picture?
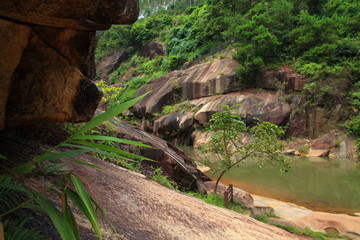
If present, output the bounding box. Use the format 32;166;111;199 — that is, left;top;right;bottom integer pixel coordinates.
204;180;360;239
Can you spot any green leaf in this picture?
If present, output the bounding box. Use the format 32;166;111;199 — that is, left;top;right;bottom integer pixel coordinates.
33;149;88;163
61;192;81;240
70;140;151;161
70;174;102;240
70;158;103;169
36;196;76;240
11;163;35;174
0;154;6;160
72;135;151;148
73;93;148;136
62;143;132;161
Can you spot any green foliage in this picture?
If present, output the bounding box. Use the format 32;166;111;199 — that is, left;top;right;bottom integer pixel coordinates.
200;105;290;192
273;224;352;240
150;167;177;189
95;80;123;103
1;217;44;240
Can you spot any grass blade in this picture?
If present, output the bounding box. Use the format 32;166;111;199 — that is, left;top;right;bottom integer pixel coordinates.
61;192;80;240
36;196;76;240
73;93;148;136
71;135;151;148
0;154;6;159
33;149;88;163
62;143;132;161
70;174;102;240
11;163;35;174
69;158;103;169
70;140;151;161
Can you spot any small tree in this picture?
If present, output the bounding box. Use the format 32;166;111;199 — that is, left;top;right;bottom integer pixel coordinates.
200;105;290;193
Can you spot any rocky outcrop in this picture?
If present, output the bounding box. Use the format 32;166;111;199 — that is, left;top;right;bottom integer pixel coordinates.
142;40;165;59
101;111;209;192
64;156;309;240
255;66;307;92
132;58;239;116
0;0;139;30
285;130;358;158
96;49;130;80
151;90;291;143
0;0;138;130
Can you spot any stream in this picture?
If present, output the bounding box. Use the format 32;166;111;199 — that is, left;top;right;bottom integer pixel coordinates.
180;146;360;215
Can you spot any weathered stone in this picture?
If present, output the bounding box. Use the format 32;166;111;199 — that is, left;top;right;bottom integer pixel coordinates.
142;41;165;59
96;49;129;80
6;35;102;127
306;105;343;138
32;25;97;79
132;58;239;116
194;89;292;125
97;111;208;192
255;66;307;92
287;96;307;137
0;19;32;130
0;0;139;30
153;112;194;138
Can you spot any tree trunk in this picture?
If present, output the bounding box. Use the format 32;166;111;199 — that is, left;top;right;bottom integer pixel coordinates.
214;170;227;193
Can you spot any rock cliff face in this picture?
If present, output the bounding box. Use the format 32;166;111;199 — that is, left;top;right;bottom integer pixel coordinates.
0;0;139;130
130;57;347;142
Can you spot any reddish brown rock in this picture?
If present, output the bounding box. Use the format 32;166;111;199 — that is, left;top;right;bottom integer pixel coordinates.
142;41;165;59
6;35;102;127
132;58;239;116
255;65;307;92
0;19;32;130
194;89;292;125
96;49;129;80
0;0;138;130
306;105;343;138
0;0;139;30
32;26;97;79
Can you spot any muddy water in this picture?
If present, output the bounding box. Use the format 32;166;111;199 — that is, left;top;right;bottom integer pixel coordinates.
181;146;360;215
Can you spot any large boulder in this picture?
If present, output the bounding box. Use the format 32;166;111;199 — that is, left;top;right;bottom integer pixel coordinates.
0;0;139;30
132;58;239;116
0;0;138;130
142;40;165;59
193;89;292;125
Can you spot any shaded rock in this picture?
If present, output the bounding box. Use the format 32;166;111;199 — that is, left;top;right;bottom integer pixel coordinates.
0;19;32;130
287;95;307;137
0;0;139;30
99;111;208;192
0;1;137;130
306;105;343;138
132;58;239;116
6;35;102;127
96;49;129;80
153;112;194;138
142;41;165;59
32;25;97;79
255;66;307;92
